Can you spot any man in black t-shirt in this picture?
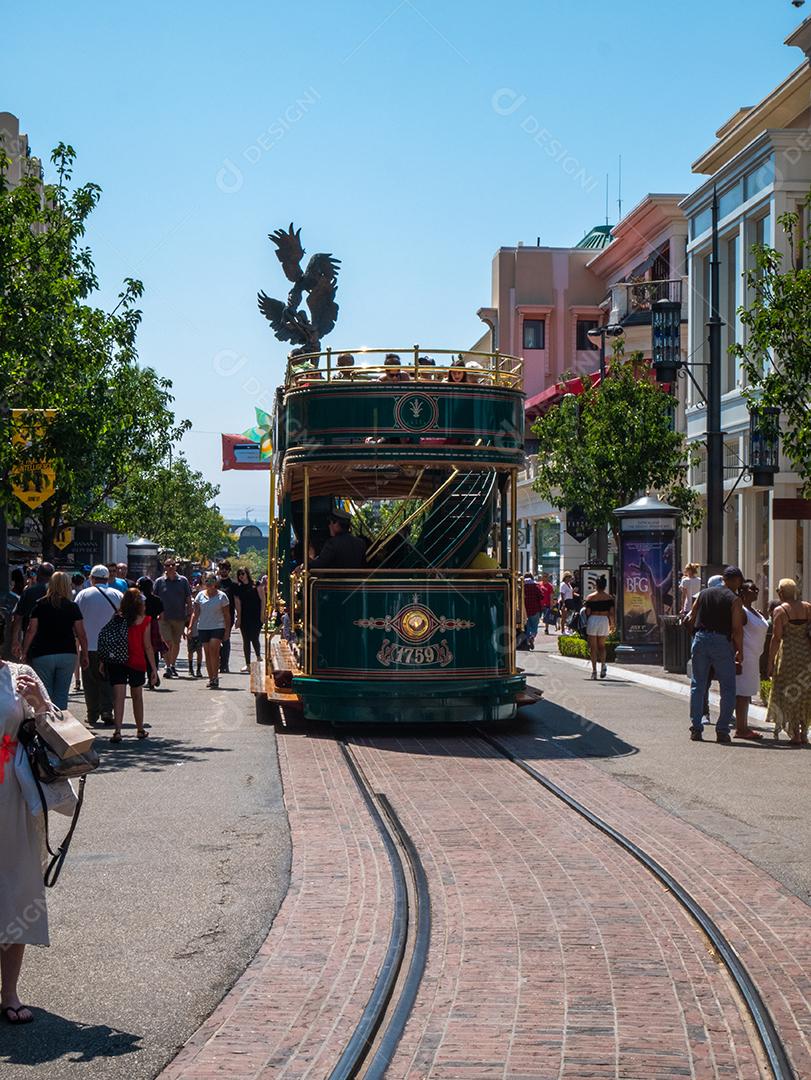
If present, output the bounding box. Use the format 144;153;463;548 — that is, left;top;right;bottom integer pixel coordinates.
687;566;744;744
217;561;237;673
10;562;54;659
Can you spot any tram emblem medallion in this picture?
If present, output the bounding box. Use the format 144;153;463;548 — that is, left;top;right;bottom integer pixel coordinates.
355;598;474;668
394;393;439;432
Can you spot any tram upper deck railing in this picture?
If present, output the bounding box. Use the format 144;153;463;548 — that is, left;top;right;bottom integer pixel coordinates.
284;347;523;392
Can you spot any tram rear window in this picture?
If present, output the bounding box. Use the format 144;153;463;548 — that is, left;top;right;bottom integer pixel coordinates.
522;319;545;350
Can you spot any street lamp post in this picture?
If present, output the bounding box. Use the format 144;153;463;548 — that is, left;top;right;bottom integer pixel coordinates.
587;322;624;384
706;186;725;576
586;322;624;562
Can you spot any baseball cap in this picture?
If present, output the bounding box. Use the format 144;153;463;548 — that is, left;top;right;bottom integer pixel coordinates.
723;565;743;579
707;575;724;589
90;564;109;579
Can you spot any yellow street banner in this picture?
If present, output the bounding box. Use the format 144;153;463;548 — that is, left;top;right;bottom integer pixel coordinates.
11;409;57;447
11;461;56;509
53;526;74;550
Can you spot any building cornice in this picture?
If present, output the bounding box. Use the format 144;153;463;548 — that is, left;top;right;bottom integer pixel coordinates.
586;195;686;278
692;60;811;175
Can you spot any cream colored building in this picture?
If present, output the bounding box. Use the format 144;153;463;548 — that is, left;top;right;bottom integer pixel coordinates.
0;112;42;187
680;19;811;598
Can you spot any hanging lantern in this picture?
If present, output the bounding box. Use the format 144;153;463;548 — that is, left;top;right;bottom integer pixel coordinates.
748;406;780;486
651;298;682;383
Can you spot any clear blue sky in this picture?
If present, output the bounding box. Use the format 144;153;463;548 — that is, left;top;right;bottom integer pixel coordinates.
5;0;805;518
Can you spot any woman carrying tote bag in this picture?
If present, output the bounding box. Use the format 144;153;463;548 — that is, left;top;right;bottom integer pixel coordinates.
0;661;54;1025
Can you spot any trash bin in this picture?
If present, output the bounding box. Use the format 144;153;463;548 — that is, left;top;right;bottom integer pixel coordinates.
662;615;691;674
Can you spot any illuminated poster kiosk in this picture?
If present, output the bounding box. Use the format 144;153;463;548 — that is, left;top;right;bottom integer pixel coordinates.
613;494;680;665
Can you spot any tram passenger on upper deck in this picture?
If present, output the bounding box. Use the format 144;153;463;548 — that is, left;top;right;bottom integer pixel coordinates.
417;356;436;381
379;354;411;382
308;507;367;570
334;353;355;380
447;357;469;383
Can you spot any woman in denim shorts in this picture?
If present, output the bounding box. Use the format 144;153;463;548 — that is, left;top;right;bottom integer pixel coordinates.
188;574;232;689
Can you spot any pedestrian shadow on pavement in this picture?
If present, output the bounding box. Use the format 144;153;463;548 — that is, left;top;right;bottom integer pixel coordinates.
504;699;638;760
336;701;637;762
95;734;233;775
0;1012;141;1067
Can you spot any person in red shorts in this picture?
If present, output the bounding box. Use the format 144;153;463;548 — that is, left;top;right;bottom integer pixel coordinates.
538;572;555;635
523;574;543;650
105;588;157;743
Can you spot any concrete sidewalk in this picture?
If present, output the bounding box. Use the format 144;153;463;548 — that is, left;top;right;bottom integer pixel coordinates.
519;632;810;904
0;644;291;1080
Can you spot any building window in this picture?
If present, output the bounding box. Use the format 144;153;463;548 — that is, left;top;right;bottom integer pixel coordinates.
576;319;599;350
744;157;774;201
523;319;545;350
690;206;712;240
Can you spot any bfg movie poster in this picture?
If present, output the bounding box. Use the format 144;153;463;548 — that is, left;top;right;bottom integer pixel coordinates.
621;534;674;644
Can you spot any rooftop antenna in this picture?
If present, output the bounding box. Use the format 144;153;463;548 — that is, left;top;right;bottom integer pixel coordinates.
617;154;623;222
605;172;609;226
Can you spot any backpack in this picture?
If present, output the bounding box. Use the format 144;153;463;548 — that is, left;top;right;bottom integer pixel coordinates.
95;587;129;665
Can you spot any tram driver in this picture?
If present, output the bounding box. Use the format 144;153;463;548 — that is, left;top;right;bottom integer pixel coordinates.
308;507;367;570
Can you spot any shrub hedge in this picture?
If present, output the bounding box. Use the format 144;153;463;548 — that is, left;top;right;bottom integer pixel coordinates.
558;633;618;663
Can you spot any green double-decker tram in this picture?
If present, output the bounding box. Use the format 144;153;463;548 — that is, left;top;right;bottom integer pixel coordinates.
252;347;527;725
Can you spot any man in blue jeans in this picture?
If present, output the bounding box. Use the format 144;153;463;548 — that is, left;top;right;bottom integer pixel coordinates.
687;565;745;744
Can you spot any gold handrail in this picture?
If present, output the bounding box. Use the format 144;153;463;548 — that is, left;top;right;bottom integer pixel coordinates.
284;346;523;392
365;468;459;560
362;467;426;560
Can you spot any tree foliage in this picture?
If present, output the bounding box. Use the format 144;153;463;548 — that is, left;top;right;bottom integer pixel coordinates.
531;352;703;539
108;457;234;560
0;141;188;554
733;195;811;493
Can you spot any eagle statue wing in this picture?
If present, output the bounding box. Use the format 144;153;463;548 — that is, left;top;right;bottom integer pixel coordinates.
268;223;305;283
257;291;297;342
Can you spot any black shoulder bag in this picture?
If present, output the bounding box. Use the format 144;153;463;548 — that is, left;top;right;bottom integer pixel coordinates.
18;719;99;888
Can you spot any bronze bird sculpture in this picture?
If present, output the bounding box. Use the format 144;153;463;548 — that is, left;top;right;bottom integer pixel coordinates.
257;223;340;360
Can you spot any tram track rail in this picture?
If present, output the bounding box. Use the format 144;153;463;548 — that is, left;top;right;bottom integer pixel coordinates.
330;739;430;1080
476;728;796;1080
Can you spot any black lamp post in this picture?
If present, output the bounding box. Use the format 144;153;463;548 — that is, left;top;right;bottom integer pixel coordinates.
586;323;624;382
585;324;623;562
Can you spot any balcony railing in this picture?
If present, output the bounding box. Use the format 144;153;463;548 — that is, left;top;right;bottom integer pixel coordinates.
608;278;686;325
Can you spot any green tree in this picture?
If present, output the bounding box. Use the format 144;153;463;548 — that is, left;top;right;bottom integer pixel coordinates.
236;547;270;580
0;141;187;555
109;457;234;560
733;195;811;493
531;352;703;541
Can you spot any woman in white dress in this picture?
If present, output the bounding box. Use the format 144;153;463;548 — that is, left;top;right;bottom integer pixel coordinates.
0;660;53;1024
734;579;769;741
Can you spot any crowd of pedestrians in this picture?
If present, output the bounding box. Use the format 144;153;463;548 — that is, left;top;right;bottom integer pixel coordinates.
684;565;810;746
6;558;268;741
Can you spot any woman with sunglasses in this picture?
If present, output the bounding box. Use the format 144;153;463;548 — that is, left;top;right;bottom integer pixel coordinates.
734;579;768;741
234;567;265;673
188;574;232;689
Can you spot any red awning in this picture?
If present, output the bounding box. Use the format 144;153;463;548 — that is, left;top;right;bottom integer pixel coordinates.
525;362;666;421
525;371;601;420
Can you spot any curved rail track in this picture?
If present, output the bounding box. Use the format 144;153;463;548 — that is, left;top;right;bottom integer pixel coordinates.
329;740;431;1080
327;729;795;1080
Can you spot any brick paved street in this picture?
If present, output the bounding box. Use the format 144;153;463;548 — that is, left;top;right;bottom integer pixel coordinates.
162;676;811;1079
